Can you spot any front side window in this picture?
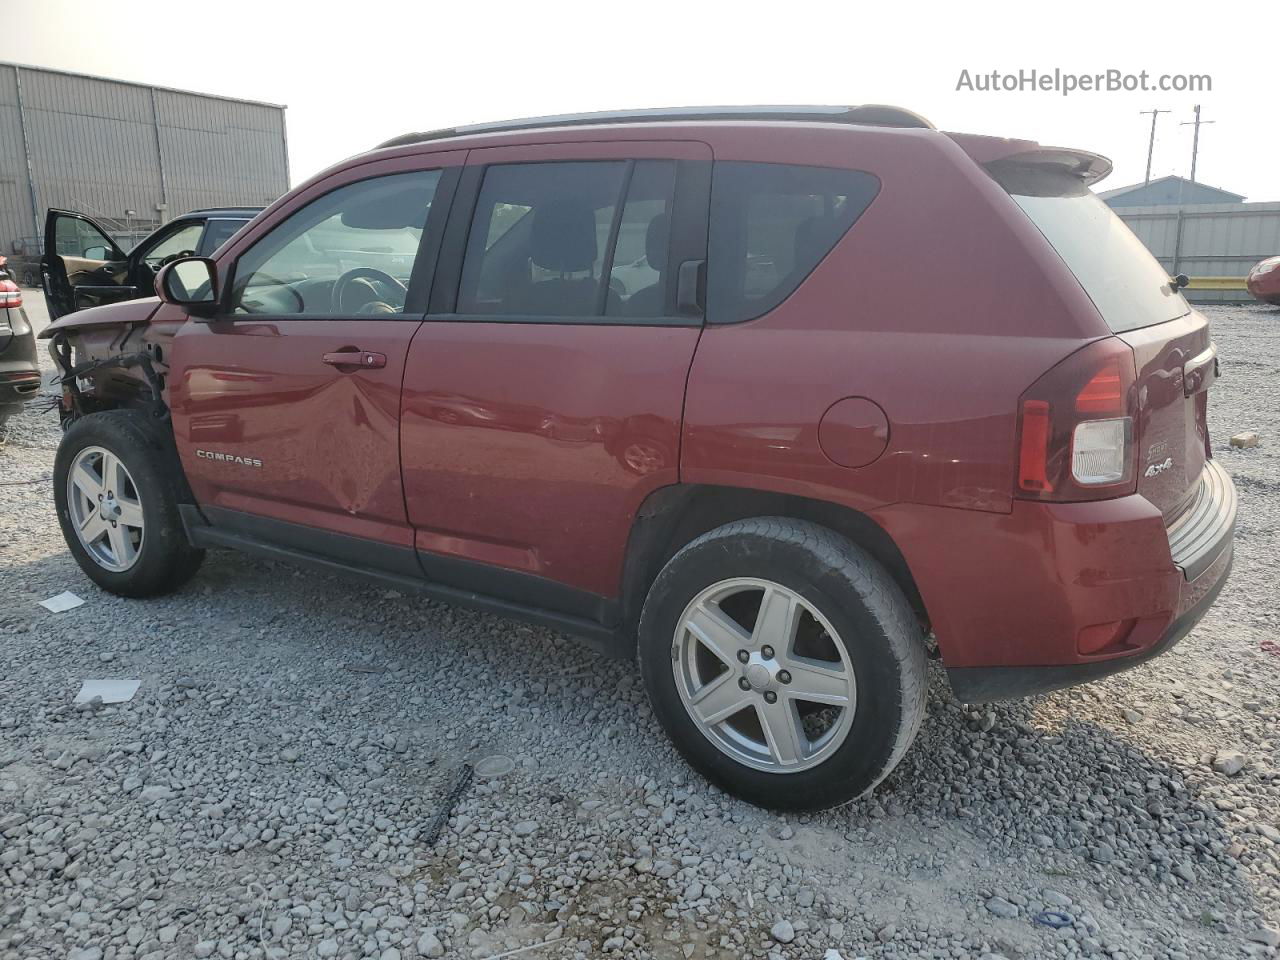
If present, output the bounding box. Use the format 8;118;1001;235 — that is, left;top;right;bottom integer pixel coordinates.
708;162;880;324
55;216;119;260
457;160;677;318
138;222;203;268
198;218;251;256
230;171;440;316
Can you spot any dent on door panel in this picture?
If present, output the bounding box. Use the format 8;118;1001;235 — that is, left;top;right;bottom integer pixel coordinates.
171;319;416;546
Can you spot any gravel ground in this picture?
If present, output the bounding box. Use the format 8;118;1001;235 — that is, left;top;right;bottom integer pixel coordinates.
2;299;1278;960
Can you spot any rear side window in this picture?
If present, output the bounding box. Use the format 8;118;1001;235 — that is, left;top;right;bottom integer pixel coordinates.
995;166;1189;333
708;162;880;324
457;160;677;319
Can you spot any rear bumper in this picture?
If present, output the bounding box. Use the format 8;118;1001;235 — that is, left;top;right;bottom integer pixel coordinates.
947;542;1231;702
873;460;1236;702
0;346;41;412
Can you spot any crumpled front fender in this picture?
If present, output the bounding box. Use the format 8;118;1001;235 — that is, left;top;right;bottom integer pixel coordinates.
37;296;161;340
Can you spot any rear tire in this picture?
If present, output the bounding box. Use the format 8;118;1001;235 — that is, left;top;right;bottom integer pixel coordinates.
638;518;927;810
54;410;204;597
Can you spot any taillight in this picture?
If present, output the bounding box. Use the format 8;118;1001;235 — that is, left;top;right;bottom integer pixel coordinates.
0;279;21;308
1074;356;1124;415
1015;338;1138;502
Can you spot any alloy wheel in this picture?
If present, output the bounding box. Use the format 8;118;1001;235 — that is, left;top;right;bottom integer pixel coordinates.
672;577;857;773
66;445;145;572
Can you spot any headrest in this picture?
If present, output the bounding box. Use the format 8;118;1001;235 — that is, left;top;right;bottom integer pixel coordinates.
530;197;597;273
793;216;830;268
645;212;670;269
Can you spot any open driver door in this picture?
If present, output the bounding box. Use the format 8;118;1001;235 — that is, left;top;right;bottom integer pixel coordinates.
42;209;134;319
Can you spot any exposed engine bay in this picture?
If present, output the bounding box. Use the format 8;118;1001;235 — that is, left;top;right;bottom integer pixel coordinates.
42;300;183;427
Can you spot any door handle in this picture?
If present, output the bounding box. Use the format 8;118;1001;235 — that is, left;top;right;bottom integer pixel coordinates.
322;350;386;369
1182;342;1217;397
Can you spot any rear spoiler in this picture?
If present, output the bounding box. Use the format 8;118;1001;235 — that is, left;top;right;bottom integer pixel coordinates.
945;132;1113;187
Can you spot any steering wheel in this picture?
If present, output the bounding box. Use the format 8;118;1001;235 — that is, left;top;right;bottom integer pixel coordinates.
159;250;196;268
331;267;407;314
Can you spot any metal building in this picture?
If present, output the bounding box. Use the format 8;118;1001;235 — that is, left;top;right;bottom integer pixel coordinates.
0;61;287;257
1100;176;1245;209
1114;201;1280;302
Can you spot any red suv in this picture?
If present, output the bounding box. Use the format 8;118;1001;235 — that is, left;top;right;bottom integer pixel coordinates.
40;106;1236;810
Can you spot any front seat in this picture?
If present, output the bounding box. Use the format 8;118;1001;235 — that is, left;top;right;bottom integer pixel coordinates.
515;196;601;316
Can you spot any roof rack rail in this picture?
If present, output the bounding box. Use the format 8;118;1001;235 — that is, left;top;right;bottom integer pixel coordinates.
377;104;934;150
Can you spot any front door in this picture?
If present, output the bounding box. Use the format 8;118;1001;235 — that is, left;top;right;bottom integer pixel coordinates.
42;210;130;319
168;154;463;569
401;140;711;609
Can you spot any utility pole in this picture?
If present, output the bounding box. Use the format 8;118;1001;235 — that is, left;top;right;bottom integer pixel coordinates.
1139;108;1168;183
1180;104;1215;183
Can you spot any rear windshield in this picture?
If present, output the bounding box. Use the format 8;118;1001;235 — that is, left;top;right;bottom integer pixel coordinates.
995;165;1189;333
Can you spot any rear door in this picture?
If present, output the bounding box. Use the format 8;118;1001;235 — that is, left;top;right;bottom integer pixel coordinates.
169;153;463;569
42;210;130;319
400;140;711;606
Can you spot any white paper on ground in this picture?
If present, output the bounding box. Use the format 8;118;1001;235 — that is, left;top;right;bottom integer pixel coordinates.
39;591;85;613
74;679;141;704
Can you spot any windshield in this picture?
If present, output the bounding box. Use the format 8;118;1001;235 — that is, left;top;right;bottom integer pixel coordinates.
995;166;1190;333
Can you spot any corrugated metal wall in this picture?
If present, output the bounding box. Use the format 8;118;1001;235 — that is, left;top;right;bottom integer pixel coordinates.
0;62;286;257
1115;202;1280;303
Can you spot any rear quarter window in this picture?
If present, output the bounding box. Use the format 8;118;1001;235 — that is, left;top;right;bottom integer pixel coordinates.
995;165;1189;333
708;162;880;324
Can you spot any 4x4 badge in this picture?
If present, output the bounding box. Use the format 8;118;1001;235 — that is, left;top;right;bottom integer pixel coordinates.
1144;457;1174;478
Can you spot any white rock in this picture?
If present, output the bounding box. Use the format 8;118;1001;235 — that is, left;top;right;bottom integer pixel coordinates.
1212;749;1247;776
417;931;445;958
1246;928;1280;947
986;897;1019;919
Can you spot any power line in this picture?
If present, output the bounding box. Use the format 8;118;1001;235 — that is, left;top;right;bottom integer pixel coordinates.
1138;108;1169;184
1180;105;1215;183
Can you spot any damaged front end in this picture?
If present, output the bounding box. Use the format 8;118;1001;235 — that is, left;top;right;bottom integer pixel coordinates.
39;299;181;427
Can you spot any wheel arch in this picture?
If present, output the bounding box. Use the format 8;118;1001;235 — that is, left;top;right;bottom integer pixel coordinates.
620;484;930;642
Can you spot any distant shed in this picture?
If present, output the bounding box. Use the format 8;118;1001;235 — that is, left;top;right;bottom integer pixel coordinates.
1100;175;1245;209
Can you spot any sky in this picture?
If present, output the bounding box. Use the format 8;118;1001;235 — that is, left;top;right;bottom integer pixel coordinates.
2;0;1273;200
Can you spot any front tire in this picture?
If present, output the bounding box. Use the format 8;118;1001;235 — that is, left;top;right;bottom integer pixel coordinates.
638;518;927;810
54;410;204;597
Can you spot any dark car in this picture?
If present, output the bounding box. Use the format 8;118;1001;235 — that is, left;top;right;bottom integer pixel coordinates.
41;207;260;319
0;278;39;428
37;105;1235;810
